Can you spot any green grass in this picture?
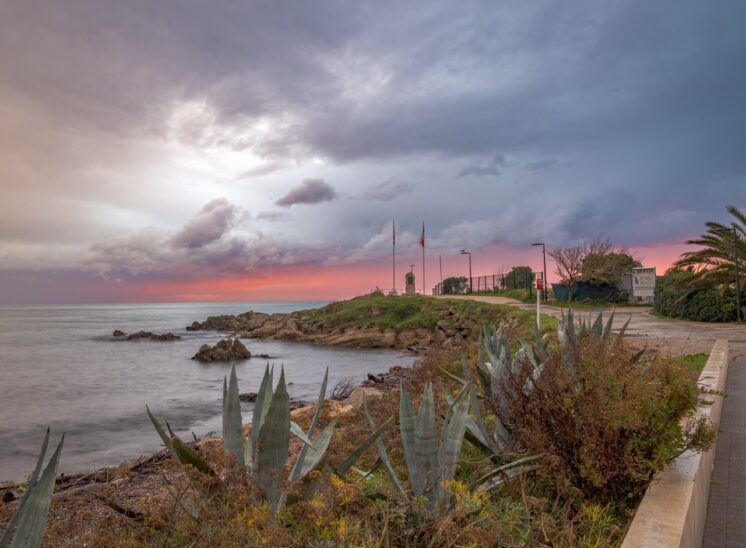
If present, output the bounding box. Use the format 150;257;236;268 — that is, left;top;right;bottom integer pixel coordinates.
304;291;554;338
550;300;652;309
672;353;709;376
470;289;536;302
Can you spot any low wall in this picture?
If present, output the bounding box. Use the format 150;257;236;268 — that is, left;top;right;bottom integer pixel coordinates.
622;339;730;548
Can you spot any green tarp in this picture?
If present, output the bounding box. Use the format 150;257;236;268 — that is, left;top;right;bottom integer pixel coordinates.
551;282;618;302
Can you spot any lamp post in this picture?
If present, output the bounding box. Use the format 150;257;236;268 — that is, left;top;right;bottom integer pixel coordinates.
733;228;742;322
531;242;547;302
460;249;472;293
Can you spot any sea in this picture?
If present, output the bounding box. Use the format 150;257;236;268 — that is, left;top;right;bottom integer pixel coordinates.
0;302;413;482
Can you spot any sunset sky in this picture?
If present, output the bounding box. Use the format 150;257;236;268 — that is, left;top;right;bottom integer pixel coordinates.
1;1;744;304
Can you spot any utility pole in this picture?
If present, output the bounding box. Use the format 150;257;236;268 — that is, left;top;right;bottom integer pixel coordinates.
460;249;472;293
733;227;742;321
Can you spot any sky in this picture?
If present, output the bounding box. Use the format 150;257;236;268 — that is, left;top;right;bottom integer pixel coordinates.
1;1;745;304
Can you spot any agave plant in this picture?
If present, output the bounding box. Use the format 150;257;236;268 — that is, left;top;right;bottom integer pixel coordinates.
359;381;471;513
361;381;539;516
149;364;391;515
1;429;64;548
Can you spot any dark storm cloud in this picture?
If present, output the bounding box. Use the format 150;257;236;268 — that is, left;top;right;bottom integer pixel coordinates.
275;179;338;207
1;0;746;284
171;198;239;249
87;199;330;275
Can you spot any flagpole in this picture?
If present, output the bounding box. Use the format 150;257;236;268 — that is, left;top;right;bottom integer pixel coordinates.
392;221;396;295
421;221;426;295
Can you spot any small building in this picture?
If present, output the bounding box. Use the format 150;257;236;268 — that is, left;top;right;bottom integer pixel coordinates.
629;266;656;304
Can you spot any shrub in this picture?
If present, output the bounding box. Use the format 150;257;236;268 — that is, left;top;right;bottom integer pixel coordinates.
497;333;714;503
654;270;739;322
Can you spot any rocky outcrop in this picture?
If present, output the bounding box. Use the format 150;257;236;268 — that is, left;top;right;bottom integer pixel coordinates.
185;300;488;350
113;330;181;341
186;311;434;350
192;338;251;362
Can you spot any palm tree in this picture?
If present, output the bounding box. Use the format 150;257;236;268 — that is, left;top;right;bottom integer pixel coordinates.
673;205;746;289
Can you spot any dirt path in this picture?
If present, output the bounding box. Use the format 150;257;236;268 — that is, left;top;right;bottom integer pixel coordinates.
435;295;746;356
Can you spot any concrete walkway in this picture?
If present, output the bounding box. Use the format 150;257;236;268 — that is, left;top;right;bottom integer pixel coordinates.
434;295;746;357
703;354;746;547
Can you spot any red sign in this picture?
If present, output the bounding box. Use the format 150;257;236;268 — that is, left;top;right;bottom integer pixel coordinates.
535;278;544;291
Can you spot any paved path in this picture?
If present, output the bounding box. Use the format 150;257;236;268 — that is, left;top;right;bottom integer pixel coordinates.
703;354;746;547
435;295;746;356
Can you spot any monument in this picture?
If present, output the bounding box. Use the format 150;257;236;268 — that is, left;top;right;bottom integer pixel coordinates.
405;271;416;295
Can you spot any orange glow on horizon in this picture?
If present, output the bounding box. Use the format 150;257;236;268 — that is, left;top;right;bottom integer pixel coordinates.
118;241;691;303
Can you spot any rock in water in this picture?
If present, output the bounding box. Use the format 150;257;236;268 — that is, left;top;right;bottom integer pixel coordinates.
192;338;252;362
112;330;125;337
186;321;201;331
124;331;181;341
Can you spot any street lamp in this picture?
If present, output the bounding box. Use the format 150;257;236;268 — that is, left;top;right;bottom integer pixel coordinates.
732;228;742;321
460;249;472;293
531;242;547;302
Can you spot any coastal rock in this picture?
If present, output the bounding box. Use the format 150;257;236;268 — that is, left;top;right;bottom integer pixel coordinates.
342;387;383;409
126;331;181;341
192;338;251;362
239;391;308;409
186;321;201;331
113;330;181;341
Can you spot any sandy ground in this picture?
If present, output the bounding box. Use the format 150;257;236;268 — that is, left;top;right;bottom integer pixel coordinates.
436;295;746;357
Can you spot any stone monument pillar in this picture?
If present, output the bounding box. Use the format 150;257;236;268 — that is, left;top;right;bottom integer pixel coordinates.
405;271;416;295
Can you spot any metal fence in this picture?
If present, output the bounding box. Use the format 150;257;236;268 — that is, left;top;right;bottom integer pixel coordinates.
432;271;536;295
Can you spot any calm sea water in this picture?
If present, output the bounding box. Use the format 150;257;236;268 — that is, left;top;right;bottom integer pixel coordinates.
0;302;412;482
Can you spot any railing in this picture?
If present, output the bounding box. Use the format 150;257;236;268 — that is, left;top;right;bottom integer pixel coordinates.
432;272;536;295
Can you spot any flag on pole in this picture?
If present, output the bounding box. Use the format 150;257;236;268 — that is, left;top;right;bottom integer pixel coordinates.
419;222;425;247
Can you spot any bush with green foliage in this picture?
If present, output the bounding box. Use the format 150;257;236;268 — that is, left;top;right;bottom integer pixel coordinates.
502;266;534;289
495;316;714;502
441;276;468;294
654;269;740;322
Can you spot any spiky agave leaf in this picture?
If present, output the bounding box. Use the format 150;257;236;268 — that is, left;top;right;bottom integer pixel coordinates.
289;368;329;483
336;415;394;476
437;383;471;506
223;365;245;466
415;382;439;501
362;396;406;496
7;435;64;548
399;382;421;494
146;406;212;475
256;367;290;514
248;364;274;468
289;422;315;448
1;429;51;548
473;454;542;493
460;356;500;454
591;312;604;335
291;418;338;481
602;310;615;343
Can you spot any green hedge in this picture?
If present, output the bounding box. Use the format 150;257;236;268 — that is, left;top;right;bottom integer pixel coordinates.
654;271;740;322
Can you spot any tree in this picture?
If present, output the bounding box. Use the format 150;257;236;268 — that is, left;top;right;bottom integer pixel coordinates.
581;251;641;286
441;276;467;294
503;266;534;289
549;243;587;305
673;205;746;289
